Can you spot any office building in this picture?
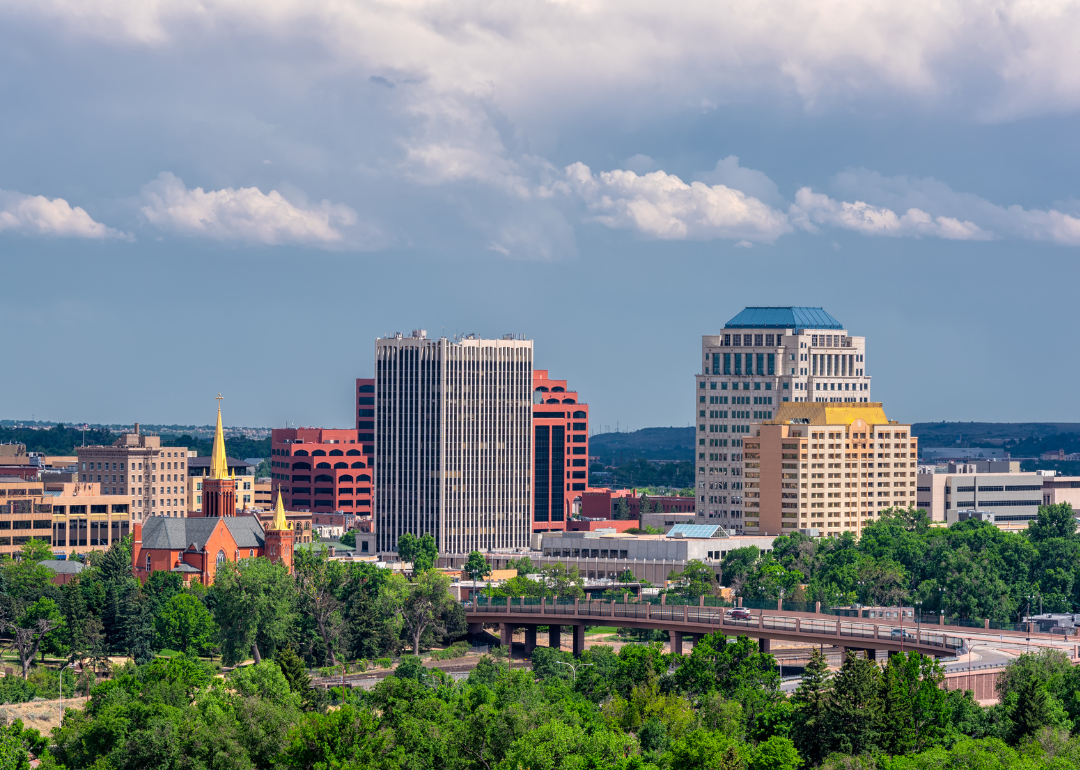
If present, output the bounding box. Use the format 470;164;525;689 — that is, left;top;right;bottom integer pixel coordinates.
915;464;1045;532
77;425;187;520
270;427;371;514
695;307;872;529
531;369;590;533
0;477;129;557
375;330;533;554
743;402;917;536
356;377;375;448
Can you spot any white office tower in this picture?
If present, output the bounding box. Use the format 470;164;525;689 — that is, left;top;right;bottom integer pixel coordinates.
695;308;871;531
375;331;533;555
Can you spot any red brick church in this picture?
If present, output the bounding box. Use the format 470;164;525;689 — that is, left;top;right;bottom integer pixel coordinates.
132;399;295;585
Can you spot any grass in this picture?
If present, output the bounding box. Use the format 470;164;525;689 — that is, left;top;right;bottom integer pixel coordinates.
586;626;619;634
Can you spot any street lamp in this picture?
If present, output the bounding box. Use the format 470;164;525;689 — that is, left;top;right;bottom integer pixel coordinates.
58;660;77;725
557;661;593;682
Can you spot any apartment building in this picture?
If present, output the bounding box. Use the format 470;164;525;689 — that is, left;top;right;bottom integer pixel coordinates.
270;427;370;515
77;425;187;520
0;477;130;557
531;369;589;533
695;307;872;530
375;330;533;554
186;456;254;513
915;462;1046;532
743;402;917;537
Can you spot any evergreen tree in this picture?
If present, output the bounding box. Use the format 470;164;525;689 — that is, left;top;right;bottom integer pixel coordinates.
879;657;915;755
826;651;882;756
791;647;832;765
275;646;311;695
59;577;90;662
1010;676;1056;743
127;599;157;665
615;497;631;520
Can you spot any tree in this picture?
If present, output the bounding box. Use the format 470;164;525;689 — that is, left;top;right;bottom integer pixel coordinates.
1;540;55;607
615;497;631;520
878;652;948;754
210;557;297;665
389;570;458;655
398;532;438;573
464;551;491;588
618;569;636;583
156;593;216;656
3;615;61;679
542;563;585;599
19;597;66;661
638;494;649;519
748;736;800;770
275;646;312;696
791;647;832;765
339;530;356;547
666;560;718;598
719;546;759;588
506;556;534;576
1027;503;1078;543
293;547;346;665
826;651;882;756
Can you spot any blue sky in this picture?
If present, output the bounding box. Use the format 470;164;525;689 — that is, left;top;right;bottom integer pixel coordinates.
2;1;1080;431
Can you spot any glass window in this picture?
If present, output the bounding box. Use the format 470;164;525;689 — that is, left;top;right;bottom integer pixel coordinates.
743;334;753;346
766;334;774;346
723;353;731;375
710;382;717;389
754;334;763;346
756;353;764;374
732;334;741;347
767;353;775;375
723;334;730;346
734;354;742;375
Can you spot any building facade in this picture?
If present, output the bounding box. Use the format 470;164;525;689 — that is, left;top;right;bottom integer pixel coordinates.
77;425;187;520
270;427;370;515
695;307;872;530
375;330;533;554
744;402;917;537
187;456;254;513
0;478;130;556
356;377;375;448
915;466;1045;532
531;369;589;533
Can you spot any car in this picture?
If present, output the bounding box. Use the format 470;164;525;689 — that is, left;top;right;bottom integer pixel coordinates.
727;608;752;620
890;628;916;640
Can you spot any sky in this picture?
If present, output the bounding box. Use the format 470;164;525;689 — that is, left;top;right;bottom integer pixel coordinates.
2;1;1080;432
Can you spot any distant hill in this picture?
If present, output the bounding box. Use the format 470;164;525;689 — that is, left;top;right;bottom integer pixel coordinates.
589;427;695;464
911;422;1080;447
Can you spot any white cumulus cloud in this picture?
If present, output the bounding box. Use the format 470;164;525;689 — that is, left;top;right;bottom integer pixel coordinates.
563;163;791;242
139;172;366;247
0;189;129;239
790;188;992;241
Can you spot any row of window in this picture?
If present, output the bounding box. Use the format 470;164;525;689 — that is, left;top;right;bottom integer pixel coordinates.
273;448;366;457
710;352;776;376
718;333;780;347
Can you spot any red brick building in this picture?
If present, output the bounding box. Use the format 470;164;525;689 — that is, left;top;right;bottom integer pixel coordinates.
532;369;590;533
581;488;696;519
132;403;296;585
270;427;371;515
356;378;375;448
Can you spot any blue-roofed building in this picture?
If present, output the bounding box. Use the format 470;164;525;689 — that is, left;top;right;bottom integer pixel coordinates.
694;307;873;535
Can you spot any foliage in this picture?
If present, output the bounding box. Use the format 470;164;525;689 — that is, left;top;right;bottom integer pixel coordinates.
340;530;357;547
155;593;217;657
397;532;438;573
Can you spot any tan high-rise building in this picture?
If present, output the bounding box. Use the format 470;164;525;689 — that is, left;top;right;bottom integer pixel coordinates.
0;477;131;556
695;307;872;531
743;402;918;537
77;425;187;520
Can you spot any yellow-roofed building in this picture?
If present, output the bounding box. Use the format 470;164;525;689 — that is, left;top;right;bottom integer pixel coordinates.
743;402;918;537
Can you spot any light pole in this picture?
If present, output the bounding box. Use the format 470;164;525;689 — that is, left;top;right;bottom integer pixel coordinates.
557;661;593;682
59;661;77;724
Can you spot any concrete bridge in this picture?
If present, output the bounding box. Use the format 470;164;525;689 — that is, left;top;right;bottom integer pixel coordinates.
466;598;971;658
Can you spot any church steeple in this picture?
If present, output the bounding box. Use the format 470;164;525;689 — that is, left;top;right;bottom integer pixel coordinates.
202;395;237;518
265;489;295;572
272;489;289;531
210;395;228;480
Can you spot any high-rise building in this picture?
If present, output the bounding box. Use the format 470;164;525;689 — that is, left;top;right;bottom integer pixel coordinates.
743;402;917;536
77;424;187;520
356;377;375;447
375;330;533;554
0;477;130;556
531;369;590;532
269;427;370;515
695;307;872;530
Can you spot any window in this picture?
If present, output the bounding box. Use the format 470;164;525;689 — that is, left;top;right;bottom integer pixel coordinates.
724;353;732;375
767;353;775;375
217;549;227;565
766;334;774;346
734;353;742;375
710;382;717;390
754;334;763;346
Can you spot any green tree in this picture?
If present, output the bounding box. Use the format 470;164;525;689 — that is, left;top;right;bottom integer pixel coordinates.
748;736;800;770
1;540;56;607
210;557;297;665
667;728;744;770
387;569;458;655
398;532;438;572
878;651;948;754
339;530;356;547
1027;503;1078;542
156;593;216;656
275;646;312;697
826;651;882;757
464;550;492;588
667;560;718;598
293;547;347;665
506;556;534;576
542;563;585;600
19;596;67;660
791;647;832;764
719;546;759;588
615;497;631;520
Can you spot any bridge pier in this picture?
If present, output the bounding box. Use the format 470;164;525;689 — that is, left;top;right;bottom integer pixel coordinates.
524;626;537;657
759;638;771;654
549;624;562;651
691;633;703;648
866;648;877;661
671;632;683;656
572;625;585;657
500;624;513;650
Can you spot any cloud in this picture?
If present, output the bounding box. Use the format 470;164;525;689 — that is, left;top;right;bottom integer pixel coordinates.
0;189;130;240
563;163;792;242
695;157;784;208
824;169;1080;245
11;0;1080;122
139;172;371;247
790;188;992;241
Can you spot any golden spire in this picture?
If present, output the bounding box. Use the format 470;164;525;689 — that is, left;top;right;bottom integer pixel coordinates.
272;489;289;531
210;395;228;480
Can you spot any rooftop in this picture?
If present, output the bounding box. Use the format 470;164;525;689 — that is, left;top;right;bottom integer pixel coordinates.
773;402;891;427
187;456;252;469
725;307;843;331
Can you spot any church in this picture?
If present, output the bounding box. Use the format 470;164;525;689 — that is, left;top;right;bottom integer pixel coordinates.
131;399;295;585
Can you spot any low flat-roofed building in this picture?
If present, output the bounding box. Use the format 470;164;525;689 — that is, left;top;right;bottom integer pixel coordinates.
1041;475;1080;510
439;525;777;586
916;467;1044;530
0;478;131;557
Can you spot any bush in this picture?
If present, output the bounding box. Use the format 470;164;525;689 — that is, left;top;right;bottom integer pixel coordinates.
429;641;470;661
376;657;393;669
